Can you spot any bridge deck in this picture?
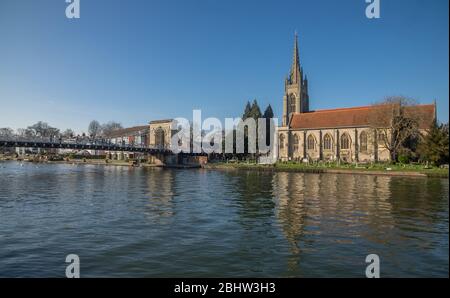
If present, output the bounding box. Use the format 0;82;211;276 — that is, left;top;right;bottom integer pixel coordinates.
0;140;176;155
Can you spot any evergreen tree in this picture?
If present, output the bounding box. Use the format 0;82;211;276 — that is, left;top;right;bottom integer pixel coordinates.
243;101;251;119
249;99;262;120
263;104;274;119
418;123;449;166
263;105;275;147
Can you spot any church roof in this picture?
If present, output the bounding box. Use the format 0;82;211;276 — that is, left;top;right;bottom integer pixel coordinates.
289;104;435;130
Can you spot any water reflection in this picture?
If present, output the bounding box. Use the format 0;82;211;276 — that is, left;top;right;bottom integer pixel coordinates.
271;173;399;276
272;173;397;239
0;162;448;277
144;168;175;221
231;171;275;221
272;172;305;254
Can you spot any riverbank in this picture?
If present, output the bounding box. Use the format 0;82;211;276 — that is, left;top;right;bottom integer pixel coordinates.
204;162;449;178
53;159;161;168
0;157;203;169
0;157;161;168
1;157;448;177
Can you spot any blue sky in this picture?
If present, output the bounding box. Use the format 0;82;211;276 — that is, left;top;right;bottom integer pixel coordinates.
0;0;448;133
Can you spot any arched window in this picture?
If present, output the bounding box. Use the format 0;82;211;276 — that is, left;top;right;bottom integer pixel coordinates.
340;133;350;150
323;134;332;150
360;131;368;152
307;134;315;150
288;94;296;114
293;134;299;152
155;127;165;148
377;131;386;144
279;134;285;150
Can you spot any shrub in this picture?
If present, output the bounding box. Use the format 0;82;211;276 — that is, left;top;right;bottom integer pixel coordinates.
418;123;449;166
398;154;410;164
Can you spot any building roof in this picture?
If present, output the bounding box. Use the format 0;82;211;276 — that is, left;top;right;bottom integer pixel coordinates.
149;119;173;124
289;104;435;130
105;125;148;138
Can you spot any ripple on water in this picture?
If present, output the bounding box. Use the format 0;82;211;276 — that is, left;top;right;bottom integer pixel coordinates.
0;162;448;277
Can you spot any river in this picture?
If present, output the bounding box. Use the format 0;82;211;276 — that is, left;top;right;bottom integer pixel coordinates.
0;161;448;277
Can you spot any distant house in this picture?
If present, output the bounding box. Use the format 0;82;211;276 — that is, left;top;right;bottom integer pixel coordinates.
104;125;150;160
105;125;149;147
15;147;41;156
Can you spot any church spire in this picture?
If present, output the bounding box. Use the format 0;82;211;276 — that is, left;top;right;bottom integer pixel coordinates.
283;33;308;125
290;32;301;83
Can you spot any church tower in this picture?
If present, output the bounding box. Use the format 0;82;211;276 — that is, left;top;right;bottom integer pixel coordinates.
282;33;309;126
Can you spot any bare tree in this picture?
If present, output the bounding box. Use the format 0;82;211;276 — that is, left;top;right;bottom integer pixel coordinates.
62;129;75;138
0;128;14;138
27;121;60;139
369;96;422;162
88;120;101;138
27;121;47;137
16;128;34;138
101;121;122;137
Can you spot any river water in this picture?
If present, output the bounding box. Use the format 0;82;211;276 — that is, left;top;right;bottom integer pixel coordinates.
0;161;448;277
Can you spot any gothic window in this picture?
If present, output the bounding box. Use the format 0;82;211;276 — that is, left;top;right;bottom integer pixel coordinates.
293;134;299;152
341;133;350;150
360;131;368;152
307;134;315;150
288;94;296;114
377;131;386;144
323;134;332;150
279;134;285;150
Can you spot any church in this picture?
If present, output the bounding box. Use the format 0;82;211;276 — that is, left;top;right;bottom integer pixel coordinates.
277;34;436;163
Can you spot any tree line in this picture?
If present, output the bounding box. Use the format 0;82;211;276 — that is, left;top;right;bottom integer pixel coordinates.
0;120;124;140
0;97;448;166
222;99;274;156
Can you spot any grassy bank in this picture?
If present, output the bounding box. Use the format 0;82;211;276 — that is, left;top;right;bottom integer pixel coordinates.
205;161;449;178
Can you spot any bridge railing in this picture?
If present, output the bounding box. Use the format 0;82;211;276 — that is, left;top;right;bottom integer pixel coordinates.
0;136;171;152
